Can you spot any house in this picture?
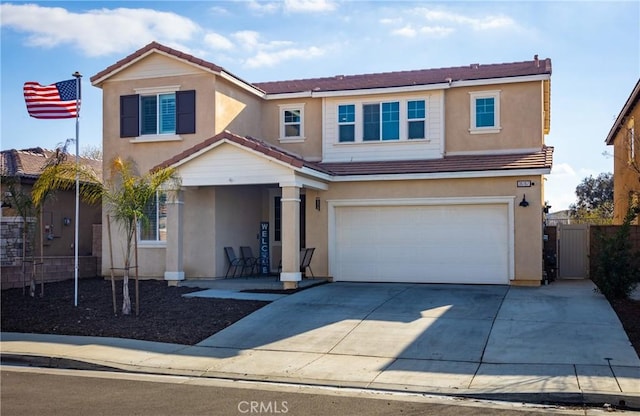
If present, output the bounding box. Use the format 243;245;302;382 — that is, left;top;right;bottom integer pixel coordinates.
0;147;102;288
605;79;640;225
90;42;553;288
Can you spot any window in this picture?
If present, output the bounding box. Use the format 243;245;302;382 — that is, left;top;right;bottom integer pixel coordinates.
338;104;355;142
140;93;176;135
469;91;501;134
407;100;426;139
139;191;167;242
363;102;399;141
120;89;195;139
279;104;305;141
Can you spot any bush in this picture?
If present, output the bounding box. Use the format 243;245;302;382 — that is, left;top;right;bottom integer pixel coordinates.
592;206;640;299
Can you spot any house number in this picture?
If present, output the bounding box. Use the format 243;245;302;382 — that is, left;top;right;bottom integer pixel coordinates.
517;180;532;187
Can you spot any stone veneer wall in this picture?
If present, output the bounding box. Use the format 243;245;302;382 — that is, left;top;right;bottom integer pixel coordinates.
1;217;36;266
1;256;97;290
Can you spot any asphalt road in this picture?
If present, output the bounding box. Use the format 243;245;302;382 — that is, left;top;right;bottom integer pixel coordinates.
1;367;588;416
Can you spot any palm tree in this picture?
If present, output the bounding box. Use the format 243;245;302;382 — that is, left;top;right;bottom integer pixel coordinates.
33;153;178;315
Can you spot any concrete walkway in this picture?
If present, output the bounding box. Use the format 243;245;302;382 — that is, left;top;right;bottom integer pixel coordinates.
2;280;639;408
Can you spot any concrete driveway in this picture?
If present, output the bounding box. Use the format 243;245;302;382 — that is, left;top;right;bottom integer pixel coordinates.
197;279;640;398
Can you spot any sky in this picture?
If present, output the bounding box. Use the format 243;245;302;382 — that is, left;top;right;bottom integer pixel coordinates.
1;1;639;212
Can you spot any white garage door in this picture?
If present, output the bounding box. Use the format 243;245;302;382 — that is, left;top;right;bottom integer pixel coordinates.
333;204;510;284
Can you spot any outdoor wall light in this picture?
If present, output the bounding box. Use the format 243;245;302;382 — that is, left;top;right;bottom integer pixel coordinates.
315;197;321;211
63;217;71;226
519;194;529;207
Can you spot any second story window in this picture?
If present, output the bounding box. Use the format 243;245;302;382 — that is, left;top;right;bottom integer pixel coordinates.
338;104;355;142
363;102;399;141
469;90;501;134
120;88;195;140
628;120;636;164
407;100;426;139
279;104;305;142
141;93;176;135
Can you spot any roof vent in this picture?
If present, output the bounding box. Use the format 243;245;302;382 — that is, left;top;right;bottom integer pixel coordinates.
470;63;479;69
534;54;539;67
335;75;344;80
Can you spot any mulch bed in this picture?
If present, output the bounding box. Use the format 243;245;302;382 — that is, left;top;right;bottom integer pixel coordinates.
1;278;268;346
610;297;640;357
2;278;639;356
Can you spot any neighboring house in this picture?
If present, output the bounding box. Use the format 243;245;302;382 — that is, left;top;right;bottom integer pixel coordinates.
545;210;572;226
605;79;640;225
90;42;553;288
0;147;102;264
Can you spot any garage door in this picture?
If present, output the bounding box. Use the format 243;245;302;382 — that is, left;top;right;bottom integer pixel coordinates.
333;203;510;284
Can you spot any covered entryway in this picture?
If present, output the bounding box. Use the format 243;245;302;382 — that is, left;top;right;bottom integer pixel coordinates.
329;199;513;284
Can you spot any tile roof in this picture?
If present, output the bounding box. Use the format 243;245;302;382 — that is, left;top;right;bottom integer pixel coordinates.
91;41;551;95
0;147;102;181
317;147;554;176
254;58;552;94
152;131;328;173
153;132;553;178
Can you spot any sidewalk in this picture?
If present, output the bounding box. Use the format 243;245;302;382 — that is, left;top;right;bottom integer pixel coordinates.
2;280;640;409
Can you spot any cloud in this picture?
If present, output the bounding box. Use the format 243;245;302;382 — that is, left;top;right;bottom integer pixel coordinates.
416;7;517;31
392;25;417;38
0;3;200;57
551;162;577;177
204;32;234;51
244;46;325;68
246;1;280;14
284;0;337;13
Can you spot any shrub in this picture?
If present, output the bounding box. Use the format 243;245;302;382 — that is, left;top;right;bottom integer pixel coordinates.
592;205;640;299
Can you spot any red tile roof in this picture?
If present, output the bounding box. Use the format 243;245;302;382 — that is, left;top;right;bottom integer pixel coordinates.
317;147;554;176
153;132;553;178
91;42;551;95
0;147;102;180
152;131;327;173
254;58;552;94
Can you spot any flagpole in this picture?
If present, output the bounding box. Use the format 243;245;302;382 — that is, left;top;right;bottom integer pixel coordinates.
72;71;82;307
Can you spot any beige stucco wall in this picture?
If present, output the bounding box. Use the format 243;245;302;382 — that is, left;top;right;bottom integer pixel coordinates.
445;81;544;154
260;98;323;160
611;104;640;224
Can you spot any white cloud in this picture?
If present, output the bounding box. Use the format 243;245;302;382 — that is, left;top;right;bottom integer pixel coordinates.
380;17;403;25
0;3;200;57
414;7;518;31
551;162;577;177
204;32;234;51
419;26;455;37
284;0;337;13
244;46;325;68
232;31;261;50
246;1;280;14
392;25;417;38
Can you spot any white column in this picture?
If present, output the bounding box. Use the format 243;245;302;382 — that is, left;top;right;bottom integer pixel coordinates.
279;185;301;289
164;189;184;286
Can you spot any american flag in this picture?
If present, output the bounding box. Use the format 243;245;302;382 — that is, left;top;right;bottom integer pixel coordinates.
23;79;81;119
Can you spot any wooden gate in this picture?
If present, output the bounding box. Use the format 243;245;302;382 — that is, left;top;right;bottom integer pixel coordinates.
557;223;589;279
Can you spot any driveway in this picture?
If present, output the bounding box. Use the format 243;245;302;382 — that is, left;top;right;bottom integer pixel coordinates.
197;279;640;395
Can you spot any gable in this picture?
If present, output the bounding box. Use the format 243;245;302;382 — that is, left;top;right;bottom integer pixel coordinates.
108;52;206;82
176;142;296;187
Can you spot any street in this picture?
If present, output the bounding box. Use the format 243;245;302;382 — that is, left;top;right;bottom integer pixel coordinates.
1;367;589;416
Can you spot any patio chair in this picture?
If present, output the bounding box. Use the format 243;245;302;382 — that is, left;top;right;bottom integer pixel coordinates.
224;247;244;278
300;248;315;278
240;246;265;276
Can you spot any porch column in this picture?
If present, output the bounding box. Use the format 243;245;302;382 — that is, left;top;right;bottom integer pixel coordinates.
280;185;301;289
164;189;184;286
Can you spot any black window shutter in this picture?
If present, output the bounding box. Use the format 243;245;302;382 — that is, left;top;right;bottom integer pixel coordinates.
176;90;196;134
120;94;139;138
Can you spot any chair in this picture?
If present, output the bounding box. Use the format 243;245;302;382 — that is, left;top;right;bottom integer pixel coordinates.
300;248;315;278
240;246;265;276
224;247;244;278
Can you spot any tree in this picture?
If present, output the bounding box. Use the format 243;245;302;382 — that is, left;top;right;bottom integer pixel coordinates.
33;154;178;315
569;172;614;223
81;144;102;160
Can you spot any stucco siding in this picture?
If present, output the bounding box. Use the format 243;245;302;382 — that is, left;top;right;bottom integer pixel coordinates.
445;81;544;154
